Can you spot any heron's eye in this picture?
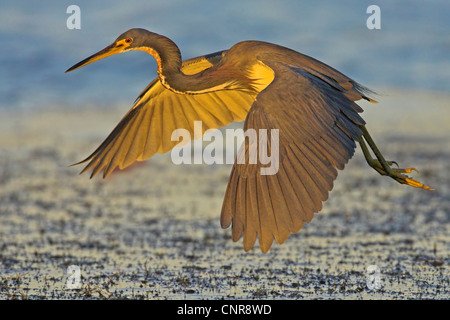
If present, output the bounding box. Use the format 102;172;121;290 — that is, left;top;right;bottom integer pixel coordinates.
125;38;133;43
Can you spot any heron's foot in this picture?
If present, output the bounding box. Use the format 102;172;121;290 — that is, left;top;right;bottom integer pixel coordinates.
358;126;433;191
367;158;433;190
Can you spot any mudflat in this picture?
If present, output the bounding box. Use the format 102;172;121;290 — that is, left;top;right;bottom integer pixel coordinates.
0;89;448;299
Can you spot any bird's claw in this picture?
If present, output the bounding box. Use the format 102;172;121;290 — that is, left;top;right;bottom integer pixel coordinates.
392;167;418;174
403;176;434;190
385;165;433;191
367;159;432;190
387;160;399;168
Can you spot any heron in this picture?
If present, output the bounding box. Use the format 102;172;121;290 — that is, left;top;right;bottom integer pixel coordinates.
66;28;431;253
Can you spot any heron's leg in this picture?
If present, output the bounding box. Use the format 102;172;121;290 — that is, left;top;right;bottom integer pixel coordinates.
357;125;432;190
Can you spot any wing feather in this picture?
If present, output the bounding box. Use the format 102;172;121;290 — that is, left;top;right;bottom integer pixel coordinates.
243;175;258;251
267;174;293;241
232;176;246;242
276;164;304;232
144;102;162;157
221;59;369;252
256;174;276;252
76;51;256;177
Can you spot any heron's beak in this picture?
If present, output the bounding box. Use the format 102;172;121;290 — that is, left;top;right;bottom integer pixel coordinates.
65;39;128;73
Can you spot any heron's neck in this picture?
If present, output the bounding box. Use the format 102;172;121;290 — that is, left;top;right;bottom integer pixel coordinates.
136;45;185;92
136;35;246;94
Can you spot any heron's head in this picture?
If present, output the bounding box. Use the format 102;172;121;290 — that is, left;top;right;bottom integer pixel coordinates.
65;28;157;73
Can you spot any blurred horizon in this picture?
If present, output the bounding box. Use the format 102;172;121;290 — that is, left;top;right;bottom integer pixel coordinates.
0;0;449;110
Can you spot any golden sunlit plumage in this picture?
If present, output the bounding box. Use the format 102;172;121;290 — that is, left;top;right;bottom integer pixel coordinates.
75;51;256;178
66;28;432;253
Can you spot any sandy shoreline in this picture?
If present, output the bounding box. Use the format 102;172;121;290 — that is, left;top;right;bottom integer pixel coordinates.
0;89;448;299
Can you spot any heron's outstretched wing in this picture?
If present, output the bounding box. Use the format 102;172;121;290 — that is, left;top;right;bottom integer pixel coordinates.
220;60;368;253
76;51;255;178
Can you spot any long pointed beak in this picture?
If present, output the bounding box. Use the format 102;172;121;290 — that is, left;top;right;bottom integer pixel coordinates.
65;42;124;73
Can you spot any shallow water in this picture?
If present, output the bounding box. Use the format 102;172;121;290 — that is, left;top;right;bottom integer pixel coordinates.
0;90;448;299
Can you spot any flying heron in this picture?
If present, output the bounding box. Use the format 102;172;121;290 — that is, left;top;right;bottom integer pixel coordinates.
66;28;431;253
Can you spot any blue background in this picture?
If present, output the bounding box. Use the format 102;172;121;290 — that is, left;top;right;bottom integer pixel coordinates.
0;0;448;110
